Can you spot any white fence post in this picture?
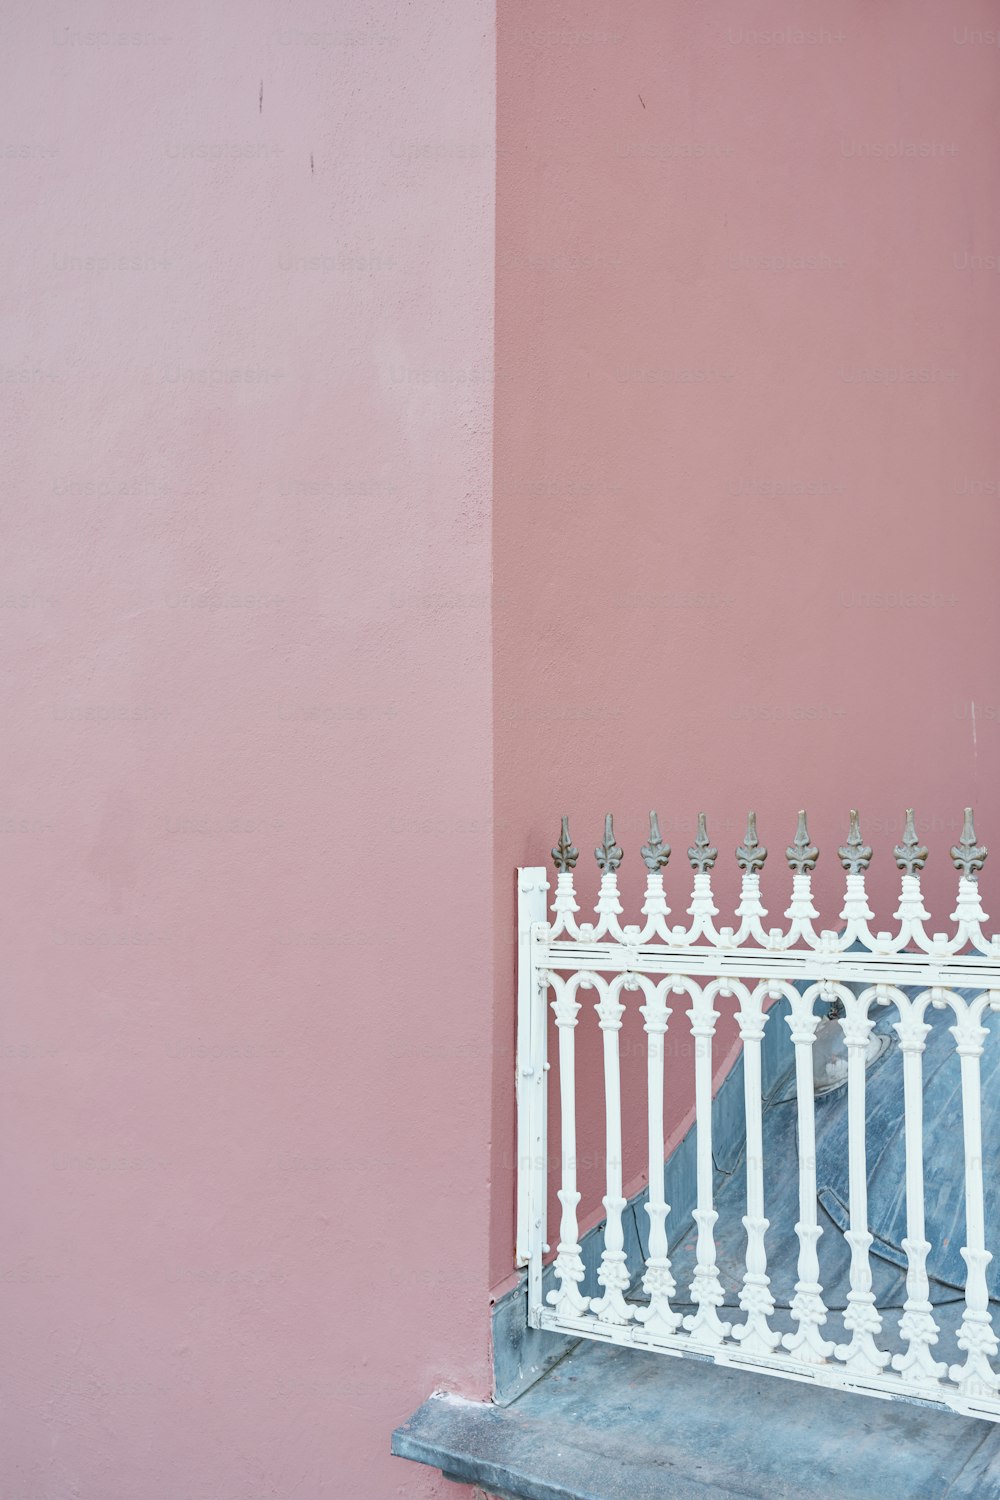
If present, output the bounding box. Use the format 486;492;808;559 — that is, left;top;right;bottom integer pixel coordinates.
948;992;1000;1397
732;980;779;1355
636;975;680;1335
683;977;732;1345
890;990;946;1385
590;973;633;1325
516;867;550;1324
834;985;890;1378
783;982;834;1363
546;973;590;1320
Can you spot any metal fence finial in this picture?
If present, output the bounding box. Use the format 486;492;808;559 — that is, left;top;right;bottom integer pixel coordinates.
951;807;988;877
838;809;872;874
736;810;767;873
786;810;818;874
894;809;928;874
688;812;718;872
595;813;623;873
551;815;579;872
640;810;670;872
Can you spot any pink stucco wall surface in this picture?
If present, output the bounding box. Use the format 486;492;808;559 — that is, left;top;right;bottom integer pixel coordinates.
1;3;493;1497
4;0;1000;1492
491;0;1000;1289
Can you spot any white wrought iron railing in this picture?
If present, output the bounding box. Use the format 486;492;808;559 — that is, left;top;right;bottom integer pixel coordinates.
516;808;1000;1419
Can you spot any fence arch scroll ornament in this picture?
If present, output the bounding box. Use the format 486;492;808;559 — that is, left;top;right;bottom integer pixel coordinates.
516;807;1000;1419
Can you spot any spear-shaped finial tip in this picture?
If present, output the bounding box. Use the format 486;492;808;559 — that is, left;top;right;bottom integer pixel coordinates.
838;808;872;874
551;814;579;873
951;806;988;878
688;811;718;872
894;808;928;875
786;809;819;874
595;812;623;874
736;810;767;873
640;810;670;873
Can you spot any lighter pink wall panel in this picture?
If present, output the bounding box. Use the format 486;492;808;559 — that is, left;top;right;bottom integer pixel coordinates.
492;0;1000;1289
0;3;494;1496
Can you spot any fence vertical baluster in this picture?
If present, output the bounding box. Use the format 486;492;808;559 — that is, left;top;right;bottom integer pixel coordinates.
683;978;732;1344
636;977;681;1335
546;973;590;1320
948;991;1000;1397
591;975;633;1324
945;825;999;1395
834;985;890;1377
891;990;946;1385
782;982;834;1363
732;981;780;1354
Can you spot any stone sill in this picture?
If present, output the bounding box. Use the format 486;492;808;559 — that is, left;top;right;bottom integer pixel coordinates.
392;1338;1000;1499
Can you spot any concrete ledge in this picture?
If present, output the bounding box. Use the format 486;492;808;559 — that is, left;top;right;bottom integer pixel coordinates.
393;1338;1000;1499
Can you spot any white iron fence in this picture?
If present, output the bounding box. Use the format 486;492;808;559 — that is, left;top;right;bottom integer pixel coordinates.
516;808;1000;1419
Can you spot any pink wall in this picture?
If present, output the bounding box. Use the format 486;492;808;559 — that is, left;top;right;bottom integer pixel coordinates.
1;3;494;1497
5;0;1000;1491
492;0;1000;1289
